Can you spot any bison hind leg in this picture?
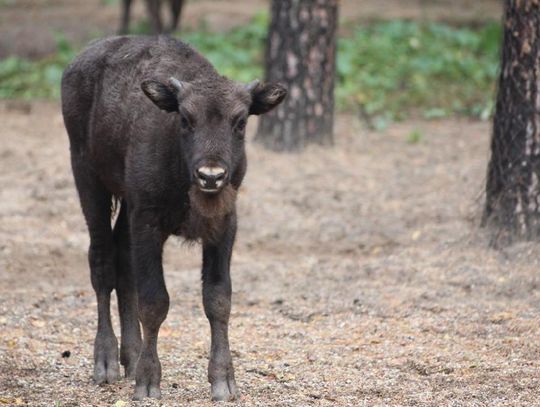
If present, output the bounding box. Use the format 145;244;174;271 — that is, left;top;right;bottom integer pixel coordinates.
113;200;142;378
70;157;120;385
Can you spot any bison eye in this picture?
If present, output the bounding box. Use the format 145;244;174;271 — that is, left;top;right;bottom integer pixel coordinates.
179;110;195;131
234;118;247;133
181;116;190;129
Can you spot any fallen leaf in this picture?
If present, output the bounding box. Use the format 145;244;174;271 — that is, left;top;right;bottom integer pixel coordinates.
489;312;513;324
6;339;17;349
31;319;46;328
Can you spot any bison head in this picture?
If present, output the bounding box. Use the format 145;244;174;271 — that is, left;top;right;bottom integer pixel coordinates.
141;76;286;216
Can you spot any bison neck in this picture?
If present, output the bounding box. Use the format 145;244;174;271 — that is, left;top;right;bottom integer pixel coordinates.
173;185;237;243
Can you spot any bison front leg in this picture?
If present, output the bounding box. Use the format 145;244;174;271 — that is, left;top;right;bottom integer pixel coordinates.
130;211;169;400
201;214;239;401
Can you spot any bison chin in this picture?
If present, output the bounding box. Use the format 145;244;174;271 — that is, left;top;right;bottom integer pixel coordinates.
189;184;237;219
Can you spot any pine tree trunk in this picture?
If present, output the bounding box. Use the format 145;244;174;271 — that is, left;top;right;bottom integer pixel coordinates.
255;0;338;151
484;0;540;244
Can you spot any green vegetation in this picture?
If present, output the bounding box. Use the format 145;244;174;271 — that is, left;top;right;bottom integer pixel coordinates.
337;20;501;121
0;34;75;99
407;129;423;144
0;14;501;121
181;14;268;83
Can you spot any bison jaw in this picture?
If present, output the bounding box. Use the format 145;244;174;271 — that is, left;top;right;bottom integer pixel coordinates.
188;184;237;219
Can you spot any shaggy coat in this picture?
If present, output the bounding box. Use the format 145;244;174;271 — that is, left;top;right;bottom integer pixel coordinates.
61;35;286;401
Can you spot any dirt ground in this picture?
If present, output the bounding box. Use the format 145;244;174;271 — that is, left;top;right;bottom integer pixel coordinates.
0;0;503;59
1;100;540;406
2;0;539;406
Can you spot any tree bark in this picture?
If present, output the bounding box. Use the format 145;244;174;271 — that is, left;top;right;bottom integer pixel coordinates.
255;0;338;151
484;0;540;244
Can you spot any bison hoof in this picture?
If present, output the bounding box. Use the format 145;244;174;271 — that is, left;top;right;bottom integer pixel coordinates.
93;336;120;385
120;339;142;380
93;359;120;385
133;384;162;400
123;363;137;380
211;379;239;402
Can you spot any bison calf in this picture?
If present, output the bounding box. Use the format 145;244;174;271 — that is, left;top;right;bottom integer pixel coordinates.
61;36;286;401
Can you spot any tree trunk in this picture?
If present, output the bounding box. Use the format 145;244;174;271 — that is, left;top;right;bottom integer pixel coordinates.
255;0;338;151
484;0;540;244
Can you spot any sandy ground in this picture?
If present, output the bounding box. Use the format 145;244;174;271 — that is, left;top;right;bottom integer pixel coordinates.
1;100;539;406
0;0;503;59
0;1;534;405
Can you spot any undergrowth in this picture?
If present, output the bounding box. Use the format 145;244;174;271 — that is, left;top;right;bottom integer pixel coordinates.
0;13;501;122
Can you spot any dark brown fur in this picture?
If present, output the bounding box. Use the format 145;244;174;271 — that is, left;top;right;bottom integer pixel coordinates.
61;35;286;401
182;186;237;242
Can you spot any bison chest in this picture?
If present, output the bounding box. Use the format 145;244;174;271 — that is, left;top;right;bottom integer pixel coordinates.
168;186;237;242
171;208;227;243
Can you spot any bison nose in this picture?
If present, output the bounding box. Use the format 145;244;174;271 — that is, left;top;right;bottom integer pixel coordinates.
195;166;227;192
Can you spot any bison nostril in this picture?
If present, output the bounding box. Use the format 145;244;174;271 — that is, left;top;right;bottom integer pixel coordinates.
196;166;227;190
215;172;225;181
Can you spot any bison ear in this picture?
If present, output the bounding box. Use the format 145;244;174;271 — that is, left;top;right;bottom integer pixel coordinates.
142;77;191;113
141;79;179;112
247;81;287;115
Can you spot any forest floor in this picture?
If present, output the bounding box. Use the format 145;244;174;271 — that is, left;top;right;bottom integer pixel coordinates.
2;1;539;406
1;101;540;406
